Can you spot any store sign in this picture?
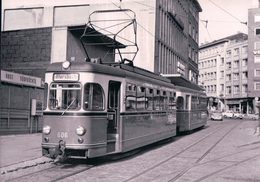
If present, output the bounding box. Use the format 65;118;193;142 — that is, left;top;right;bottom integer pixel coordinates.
53;73;79;81
1;70;43;88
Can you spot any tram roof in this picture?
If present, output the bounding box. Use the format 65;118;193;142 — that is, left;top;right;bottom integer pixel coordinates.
46;61;172;84
161;74;204;91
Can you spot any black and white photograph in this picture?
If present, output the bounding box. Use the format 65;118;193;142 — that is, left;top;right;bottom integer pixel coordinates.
1;0;260;181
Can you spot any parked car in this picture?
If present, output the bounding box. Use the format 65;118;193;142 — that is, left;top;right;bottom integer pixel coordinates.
233;112;244;119
222;111;234;118
211;111;223;121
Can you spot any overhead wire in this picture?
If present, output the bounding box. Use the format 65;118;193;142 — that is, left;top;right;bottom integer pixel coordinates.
206;0;254;33
199;18;213;42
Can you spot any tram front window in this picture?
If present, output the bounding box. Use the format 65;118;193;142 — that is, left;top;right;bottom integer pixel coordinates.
49;83;81;110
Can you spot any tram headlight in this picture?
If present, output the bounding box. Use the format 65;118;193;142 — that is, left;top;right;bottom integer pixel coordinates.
76;126;86;136
62;61;71;69
43;125;51;135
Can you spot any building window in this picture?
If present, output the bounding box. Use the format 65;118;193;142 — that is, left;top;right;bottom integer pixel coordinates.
256;28;260;35
233;73;239;80
233;85;239;94
221;57;224;65
242;59;248;66
255;42;260;49
234;60;239;68
226;86;231;95
242;71;248;79
234;48;239;56
227;74;231;81
188;45;191;58
226;50;231;57
255;69;260;76
220;71;224;78
255;15;260;22
242;46;247;54
242;84;248;93
226;62;231;69
255;82;260;90
220;84;224;92
255;55;260;63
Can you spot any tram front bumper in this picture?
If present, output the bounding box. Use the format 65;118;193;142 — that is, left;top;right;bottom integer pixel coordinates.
42;142;107;159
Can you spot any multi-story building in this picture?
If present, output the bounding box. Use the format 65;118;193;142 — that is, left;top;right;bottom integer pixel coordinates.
198;33;252;113
248;7;260;113
1;0;202;134
2;0;202;82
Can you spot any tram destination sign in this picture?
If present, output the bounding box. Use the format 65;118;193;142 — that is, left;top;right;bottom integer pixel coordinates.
53;73;79;81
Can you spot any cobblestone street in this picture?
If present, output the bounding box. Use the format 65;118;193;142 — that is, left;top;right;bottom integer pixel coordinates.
1;119;260;182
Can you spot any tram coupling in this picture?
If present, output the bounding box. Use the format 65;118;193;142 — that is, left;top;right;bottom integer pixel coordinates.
48;140;67;163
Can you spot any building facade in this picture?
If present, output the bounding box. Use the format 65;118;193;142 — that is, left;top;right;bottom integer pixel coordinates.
198;33;258;114
1;0;202;134
154;0;201;83
248;7;260;113
2;0;202;81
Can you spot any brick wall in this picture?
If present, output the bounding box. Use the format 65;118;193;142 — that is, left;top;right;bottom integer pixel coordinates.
1;27;52;78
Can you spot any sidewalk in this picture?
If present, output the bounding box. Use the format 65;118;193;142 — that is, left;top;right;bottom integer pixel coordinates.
0;133;42;168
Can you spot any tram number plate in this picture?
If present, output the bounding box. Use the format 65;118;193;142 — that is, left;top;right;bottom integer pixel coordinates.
57;132;68;139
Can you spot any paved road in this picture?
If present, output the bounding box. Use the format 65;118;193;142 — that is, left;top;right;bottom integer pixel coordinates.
1;119;260;182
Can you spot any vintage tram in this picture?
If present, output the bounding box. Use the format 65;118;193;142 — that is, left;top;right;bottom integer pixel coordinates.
41;8;208;160
42;61;178;159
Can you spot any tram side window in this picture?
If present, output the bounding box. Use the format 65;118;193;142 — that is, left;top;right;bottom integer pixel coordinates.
198;97;208;110
168;92;176;110
177;97;184;110
191;96;198;110
154;90;161;110
185;95;191;110
146;88;154;110
84;83;104;111
162;91;168;110
136;86;146;110
125;83;136;110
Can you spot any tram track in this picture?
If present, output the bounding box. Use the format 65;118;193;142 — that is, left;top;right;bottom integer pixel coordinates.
171;142;260;182
168;120;244;182
123;122;229;182
193;154;260;182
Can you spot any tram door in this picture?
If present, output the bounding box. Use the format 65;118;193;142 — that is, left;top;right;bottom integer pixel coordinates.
107;81;121;153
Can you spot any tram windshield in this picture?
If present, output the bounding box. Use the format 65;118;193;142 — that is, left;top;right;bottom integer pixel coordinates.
49;83;81;110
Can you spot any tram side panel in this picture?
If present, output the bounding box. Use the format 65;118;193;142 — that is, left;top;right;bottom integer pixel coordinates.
119;79;177;152
176;90;207;132
120;111;176;152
